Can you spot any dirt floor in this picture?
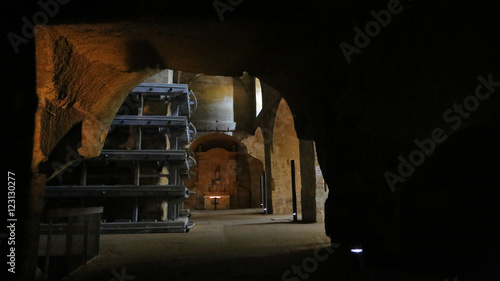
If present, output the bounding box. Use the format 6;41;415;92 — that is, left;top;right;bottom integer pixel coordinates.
61;209;492;281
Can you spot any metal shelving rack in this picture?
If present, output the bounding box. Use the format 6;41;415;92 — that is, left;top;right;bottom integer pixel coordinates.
45;83;198;233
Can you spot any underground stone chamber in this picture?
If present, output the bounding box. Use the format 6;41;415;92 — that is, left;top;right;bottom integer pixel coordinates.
7;1;500;280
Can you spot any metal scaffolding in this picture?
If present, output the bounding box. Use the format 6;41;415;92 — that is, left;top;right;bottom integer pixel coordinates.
45;83;198;233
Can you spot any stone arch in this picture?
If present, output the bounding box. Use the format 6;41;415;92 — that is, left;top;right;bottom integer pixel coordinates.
189;132;246;153
32;22;281;177
11;2;500;280
185;132;264;210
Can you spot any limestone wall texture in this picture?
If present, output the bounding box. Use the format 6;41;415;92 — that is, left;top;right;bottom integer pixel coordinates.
271;99;302;215
314;143;328;222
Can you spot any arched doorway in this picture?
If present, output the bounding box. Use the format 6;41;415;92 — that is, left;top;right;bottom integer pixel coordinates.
185;133;264;210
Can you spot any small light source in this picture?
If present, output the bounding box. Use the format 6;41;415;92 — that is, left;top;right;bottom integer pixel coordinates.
350;248;363;253
293;213;297;216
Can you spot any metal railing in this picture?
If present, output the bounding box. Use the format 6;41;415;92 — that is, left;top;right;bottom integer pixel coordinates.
39;207;103;281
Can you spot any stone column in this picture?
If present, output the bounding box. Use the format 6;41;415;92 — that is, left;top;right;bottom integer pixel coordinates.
264;140;274;214
299;140;317;222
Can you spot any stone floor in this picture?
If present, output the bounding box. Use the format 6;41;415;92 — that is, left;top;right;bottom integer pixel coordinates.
62;209;493;281
65;209;326;281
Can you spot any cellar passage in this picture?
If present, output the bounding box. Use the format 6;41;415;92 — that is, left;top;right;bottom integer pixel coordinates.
7;1;500;280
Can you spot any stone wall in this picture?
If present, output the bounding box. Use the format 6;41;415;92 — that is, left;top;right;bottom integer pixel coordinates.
314;142;328;222
187;74;253;133
240;128;266;208
271;99;302;215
